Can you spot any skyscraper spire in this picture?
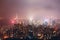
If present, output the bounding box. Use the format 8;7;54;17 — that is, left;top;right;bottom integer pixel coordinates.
15;13;19;23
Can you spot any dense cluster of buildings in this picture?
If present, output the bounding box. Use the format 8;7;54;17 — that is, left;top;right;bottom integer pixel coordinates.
0;22;60;40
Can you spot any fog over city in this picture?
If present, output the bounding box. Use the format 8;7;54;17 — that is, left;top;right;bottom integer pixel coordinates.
0;0;60;24
0;0;60;40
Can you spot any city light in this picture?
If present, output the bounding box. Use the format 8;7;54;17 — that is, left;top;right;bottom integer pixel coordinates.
44;19;49;23
29;16;33;22
27;13;34;24
28;16;34;25
4;35;9;39
11;20;15;24
43;18;50;25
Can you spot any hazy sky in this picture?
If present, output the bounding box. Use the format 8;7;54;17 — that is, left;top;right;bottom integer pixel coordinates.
0;0;60;24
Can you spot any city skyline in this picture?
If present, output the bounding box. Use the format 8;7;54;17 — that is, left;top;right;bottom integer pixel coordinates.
0;0;60;24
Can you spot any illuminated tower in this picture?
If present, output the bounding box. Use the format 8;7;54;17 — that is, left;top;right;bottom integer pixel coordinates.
15;14;19;23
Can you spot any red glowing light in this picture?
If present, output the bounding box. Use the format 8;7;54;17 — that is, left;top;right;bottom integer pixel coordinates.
11;20;16;24
11;20;15;23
